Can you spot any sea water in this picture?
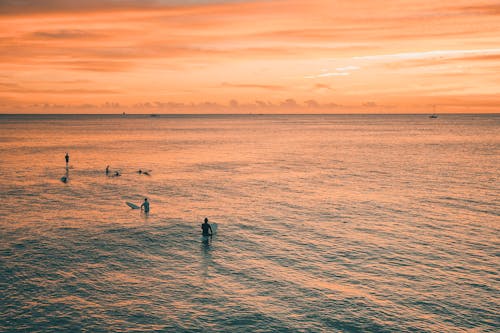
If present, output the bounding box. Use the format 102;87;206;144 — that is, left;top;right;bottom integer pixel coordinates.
0;114;498;332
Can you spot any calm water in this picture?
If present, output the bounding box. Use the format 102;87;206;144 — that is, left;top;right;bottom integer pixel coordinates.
0;114;499;332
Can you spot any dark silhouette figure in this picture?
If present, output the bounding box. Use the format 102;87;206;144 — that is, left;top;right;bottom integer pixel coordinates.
65;152;69;169
106;165;110;175
201;218;213;237
141;198;150;213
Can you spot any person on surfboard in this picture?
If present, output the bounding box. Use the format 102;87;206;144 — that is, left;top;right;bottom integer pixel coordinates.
201;218;213;237
141;198;150;213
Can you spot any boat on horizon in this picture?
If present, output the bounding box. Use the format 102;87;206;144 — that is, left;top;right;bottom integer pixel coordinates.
429;105;438;118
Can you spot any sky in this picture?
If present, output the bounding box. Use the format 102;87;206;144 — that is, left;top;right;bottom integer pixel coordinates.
0;0;499;113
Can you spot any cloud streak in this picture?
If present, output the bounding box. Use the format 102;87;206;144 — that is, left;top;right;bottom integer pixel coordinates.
221;82;285;90
30;29;104;40
0;0;248;15
353;48;500;62
304;72;350;79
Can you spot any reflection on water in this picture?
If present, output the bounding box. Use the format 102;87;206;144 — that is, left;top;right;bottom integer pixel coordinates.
0;114;498;332
200;237;214;282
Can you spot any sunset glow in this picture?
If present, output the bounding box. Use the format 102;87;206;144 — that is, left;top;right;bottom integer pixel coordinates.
1;0;499;113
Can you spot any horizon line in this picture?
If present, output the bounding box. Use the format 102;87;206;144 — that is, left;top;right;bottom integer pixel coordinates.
1;112;498;116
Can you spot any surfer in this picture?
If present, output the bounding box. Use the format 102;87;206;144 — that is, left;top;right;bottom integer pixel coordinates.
201;218;213;237
65;152;69;169
141;198;150;213
106;165;110;176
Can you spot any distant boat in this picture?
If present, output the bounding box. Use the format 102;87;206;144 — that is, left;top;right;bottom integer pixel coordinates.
429;105;438;118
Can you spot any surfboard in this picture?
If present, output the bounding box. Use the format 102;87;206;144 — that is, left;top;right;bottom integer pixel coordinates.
126;202;140;209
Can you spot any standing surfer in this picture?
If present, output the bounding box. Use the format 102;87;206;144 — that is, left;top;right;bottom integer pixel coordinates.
141;198;150;214
201;218;213;237
65;152;69;169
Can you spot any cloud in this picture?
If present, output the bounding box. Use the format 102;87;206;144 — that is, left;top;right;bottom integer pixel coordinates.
314;83;332;90
304;99;319;107
335;66;360;72
53;60;135;72
221;82;285;90
362;101;378;108
0;0;248;15
0;86;119;95
280;98;298;108
454;54;500;62
457;4;500;15
30;29;104;40
255;100;270;107
304;66;360;79
304;72;349;79
353;48;500;62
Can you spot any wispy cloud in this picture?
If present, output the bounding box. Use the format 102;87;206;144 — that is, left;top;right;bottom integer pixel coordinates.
304;65;360;79
0;0;248;15
456;4;500;15
353;48;500;62
0;84;119;95
221;82;285;90
304;72;349;79
314;83;332;90
335;66;360;72
30;29;104;40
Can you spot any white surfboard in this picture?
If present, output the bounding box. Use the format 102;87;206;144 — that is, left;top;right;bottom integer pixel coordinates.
126;202;140;209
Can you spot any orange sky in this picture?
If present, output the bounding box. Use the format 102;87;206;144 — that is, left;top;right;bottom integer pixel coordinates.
1;0;499;113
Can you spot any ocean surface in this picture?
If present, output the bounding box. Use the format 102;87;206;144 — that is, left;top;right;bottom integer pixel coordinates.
0;114;498;332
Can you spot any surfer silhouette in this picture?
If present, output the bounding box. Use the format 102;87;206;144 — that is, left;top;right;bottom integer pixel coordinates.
201;218;213;237
141;198;150;213
65;152;69;169
106;165;110;175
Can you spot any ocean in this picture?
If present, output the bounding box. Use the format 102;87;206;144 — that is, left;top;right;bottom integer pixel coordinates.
0;114;498;332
